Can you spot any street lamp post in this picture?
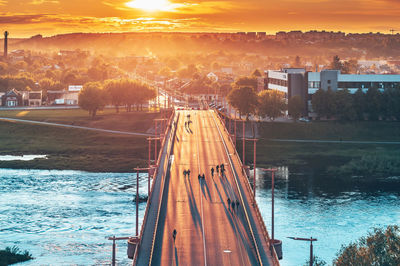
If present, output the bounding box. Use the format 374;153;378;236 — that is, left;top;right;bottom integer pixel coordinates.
287;237;318;266
261;168;278;243
245;138;258;196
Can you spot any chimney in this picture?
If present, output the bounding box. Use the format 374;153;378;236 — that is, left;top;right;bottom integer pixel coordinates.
4;31;8;58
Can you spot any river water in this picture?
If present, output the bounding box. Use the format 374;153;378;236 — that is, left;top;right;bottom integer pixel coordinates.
1;168;399;265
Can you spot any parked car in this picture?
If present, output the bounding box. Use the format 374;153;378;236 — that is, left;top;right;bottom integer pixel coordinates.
298;117;310;122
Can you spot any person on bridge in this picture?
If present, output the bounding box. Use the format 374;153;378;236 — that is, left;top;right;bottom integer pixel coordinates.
172;229;177;243
227;198;231;210
211;167;214;177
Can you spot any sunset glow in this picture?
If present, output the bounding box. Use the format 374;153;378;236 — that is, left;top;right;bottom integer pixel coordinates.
125;0;180;12
1;0;400;37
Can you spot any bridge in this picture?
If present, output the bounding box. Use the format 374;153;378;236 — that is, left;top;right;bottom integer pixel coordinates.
129;108;280;266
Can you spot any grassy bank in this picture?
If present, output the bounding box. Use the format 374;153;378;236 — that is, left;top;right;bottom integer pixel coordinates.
238;121;400;180
0;108;161;133
0;109;162;172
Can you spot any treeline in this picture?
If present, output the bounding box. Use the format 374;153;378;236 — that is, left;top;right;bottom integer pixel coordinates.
227;75;304;121
312;87;400;120
78;79;156;118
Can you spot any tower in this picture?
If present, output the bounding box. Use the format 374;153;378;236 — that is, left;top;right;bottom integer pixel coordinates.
4;31;8;58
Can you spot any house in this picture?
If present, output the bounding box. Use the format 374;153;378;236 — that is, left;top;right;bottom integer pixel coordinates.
1;89;24;107
28;91;42;106
47;90;79;105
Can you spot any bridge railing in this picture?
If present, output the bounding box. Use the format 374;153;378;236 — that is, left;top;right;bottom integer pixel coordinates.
215;109;280;265
148;111;179;265
132;108;176;265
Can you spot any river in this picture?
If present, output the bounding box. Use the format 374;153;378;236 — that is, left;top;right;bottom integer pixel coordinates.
1;168;399;265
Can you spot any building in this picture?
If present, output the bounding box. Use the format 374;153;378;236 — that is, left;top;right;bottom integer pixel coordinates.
266;68;308;99
28;91;42;106
265;69;400;116
1;89;24;107
47;90;79;105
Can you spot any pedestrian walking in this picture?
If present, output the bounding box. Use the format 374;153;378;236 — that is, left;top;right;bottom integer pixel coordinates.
231;201;235;212
198;174;201;180
202;174;205;179
216;165;219;173
211;167;214;177
172;229;177;243
221;164;224;171
227;198;231;210
183;170;186;177
187;169;191;178
236;201;239;210
184;121;187;127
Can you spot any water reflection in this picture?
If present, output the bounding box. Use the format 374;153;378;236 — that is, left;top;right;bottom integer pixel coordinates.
252;166;400;265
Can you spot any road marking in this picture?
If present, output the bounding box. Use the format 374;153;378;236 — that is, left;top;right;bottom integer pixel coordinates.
194;111;208;266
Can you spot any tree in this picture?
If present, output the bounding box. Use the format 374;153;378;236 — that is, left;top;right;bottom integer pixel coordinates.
353;88;366;120
104;79;125;113
382;87;400;120
288;95;304;120
79;82;106;118
293;56;301;68
365;86;383;120
330;55;342;70
334;89;356;120
333;225;400;266
311;88;336;118
252;69;262;77
234;76;258;90
227;86;258;119
257;90;287;120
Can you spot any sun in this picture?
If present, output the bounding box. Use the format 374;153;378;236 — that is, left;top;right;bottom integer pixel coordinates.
125;0;179;12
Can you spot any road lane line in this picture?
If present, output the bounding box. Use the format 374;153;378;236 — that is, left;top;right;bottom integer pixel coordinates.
195;111;208;266
211;110;263;266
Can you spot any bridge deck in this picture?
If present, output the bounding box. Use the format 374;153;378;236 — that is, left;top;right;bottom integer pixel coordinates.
146;110;276;266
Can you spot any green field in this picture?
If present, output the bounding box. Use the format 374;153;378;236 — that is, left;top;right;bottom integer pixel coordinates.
238;121;400;179
0;109;162;172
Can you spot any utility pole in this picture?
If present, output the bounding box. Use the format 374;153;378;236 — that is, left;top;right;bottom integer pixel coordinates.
4;31;8;58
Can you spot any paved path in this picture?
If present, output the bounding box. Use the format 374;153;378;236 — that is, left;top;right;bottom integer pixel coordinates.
149;110;274;266
0;117;154;137
267;138;400;145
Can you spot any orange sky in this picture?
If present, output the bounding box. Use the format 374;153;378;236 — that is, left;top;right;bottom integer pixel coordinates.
1;0;400;37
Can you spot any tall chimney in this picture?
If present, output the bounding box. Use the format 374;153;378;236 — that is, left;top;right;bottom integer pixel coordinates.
4;31;8;58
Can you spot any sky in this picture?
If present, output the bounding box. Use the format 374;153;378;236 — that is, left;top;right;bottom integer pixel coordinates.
1;0;400;37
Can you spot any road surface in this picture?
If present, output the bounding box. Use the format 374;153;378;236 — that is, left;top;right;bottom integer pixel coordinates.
150;110;265;266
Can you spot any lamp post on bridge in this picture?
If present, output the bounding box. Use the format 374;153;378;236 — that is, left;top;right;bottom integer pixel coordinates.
133;167;152;236
245;138;258;197
261;168;283;259
287;237;317;266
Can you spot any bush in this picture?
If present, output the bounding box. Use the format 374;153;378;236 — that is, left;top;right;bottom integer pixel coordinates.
333;225;400;266
0;246;33;265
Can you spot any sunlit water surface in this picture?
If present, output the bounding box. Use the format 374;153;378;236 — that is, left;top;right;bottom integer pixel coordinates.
0;169;148;265
254;167;400;266
1;168;399;265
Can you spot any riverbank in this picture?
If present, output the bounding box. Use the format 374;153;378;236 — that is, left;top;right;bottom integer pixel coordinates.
0;109;161;172
239;120;400;180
